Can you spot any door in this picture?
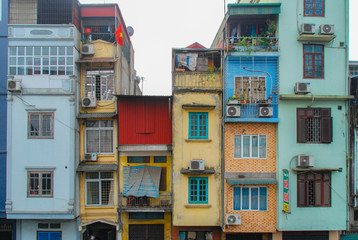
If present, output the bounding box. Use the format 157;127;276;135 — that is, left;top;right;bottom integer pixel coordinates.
129;224;164;240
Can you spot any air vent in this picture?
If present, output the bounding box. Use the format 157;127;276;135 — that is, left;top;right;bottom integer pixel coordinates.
301;23;316;34
259;107;273;117
82;97;97;108
294;82;311;94
297;154;315;168
226;105;241;117
319;24;335;35
189;160;205;171
226;214;242;225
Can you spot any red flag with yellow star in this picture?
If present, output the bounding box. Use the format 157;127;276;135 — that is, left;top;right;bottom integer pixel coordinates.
115;24;123;46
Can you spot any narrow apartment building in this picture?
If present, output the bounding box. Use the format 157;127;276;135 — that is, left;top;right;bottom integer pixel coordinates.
0;0;13;239
117;96;172;240
172;45;222;240
6;0;81;239
212;2;280;239
76;4;137;240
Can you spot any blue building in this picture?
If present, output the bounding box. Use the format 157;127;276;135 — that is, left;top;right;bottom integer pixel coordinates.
6;0;81;239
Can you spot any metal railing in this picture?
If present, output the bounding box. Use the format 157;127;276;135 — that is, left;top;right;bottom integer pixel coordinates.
173;72;222;90
118;194;172;211
227;37;279;52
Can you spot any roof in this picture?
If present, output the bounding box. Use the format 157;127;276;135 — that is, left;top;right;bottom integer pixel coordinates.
186;42;206;49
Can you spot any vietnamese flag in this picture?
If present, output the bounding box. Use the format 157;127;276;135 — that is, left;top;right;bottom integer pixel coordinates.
115;24;124;46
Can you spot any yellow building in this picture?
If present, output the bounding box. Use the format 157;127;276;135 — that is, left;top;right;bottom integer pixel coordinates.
172;47;223;240
76;4;137;240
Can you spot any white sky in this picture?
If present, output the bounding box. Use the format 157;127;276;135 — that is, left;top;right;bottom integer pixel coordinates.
80;0;357;96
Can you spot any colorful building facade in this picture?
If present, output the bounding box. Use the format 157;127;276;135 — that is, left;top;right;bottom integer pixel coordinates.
171;47;223;240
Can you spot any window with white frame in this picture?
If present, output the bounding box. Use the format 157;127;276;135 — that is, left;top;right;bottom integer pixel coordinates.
85;120;114;154
8;46;74;76
28;112;54;139
27;171;53;197
234;135;267;159
233;186;267;211
235;76;266;102
85;172;114;205
85;68;115;101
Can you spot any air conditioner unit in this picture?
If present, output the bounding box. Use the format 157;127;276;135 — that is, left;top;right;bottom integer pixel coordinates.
190;160;205;171
226;214;242;225
297;154;315;168
82;97;96;108
294;82;311;94
300;23;316;34
7;78;21;92
82;44;95;55
319;24;335;35
84;153;97;161
259;107;273;117
226;105;241;117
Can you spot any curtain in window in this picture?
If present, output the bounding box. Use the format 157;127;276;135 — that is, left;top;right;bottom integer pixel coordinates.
259;187;267;210
233;187;241;210
242;187;250;210
251;188;259;210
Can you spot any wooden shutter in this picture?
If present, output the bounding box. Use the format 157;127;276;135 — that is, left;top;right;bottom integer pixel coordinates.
297;109;307;143
159;167;167;191
323;173;331;206
321;116;332;143
314;178;323;206
297;174;307;207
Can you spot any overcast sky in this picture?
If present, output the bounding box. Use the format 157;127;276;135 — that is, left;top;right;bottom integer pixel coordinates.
80;0;357;96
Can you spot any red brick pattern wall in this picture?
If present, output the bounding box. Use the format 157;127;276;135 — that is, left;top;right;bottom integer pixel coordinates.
224;123;277;233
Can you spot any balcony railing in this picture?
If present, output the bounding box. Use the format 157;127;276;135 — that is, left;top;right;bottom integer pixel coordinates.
118;194;172;211
173;72;222;91
227;37;279;53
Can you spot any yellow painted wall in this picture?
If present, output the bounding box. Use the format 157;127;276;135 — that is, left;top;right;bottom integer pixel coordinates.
81;40;115;60
121;212;172;240
172;92;222;226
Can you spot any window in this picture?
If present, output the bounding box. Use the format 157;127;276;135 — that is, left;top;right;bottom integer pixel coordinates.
27;171;53;197
297;108;332;143
189;177;208;204
189;112;208;139
127;156;150;163
235;76;266;102
304;0;324;17
85;120;114;153
297;172;331;207
234;135;267;159
9;46;74;76
28;112;54;139
85;68;115;101
85;172;114;205
233;186;267;211
179;231;213;240
38;231;61;240
303;45;324;79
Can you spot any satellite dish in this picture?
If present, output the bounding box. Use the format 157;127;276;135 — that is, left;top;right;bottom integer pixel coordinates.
127;26;134;37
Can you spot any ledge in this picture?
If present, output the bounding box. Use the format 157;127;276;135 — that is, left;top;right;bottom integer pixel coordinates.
279;94;354;101
182;104;216;109
292;167;342;172
297;34;336;43
181;169;215;175
185;204;211;208
185;139;212;142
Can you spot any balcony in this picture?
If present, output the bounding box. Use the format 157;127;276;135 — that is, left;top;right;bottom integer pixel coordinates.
118;194;172;212
227;36;279;53
173;72;222;91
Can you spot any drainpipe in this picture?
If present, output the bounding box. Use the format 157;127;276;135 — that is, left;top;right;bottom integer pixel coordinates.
345;0;350;231
116;96;122;240
221;49;226;238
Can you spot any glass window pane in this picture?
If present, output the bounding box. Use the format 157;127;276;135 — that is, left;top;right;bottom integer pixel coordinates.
58;47;66;55
9;47;16;55
86;130;100;153
18;47;25;56
66;47;73;55
259;135;267;158
100;130;113;153
234;135;241;158
26;47;33;56
86;182;99;204
243;136;250;158
34;47;41;56
233;187;241;210
242;187;250;210
260;187;267;210
251;188;259;210
9;67;16;75
252;136;258;158
50;47;57;56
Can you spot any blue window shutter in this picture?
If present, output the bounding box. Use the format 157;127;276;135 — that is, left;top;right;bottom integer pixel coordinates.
189;112;208;139
38;231;61;240
233;187;241;210
189;177;208;203
259;187;268;210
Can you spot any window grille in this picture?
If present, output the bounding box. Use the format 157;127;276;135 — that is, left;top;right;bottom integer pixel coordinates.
85;69;115;101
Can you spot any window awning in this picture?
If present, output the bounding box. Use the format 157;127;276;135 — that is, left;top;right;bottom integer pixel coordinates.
77;112;117;119
123;165;161;198
226;172;276;185
77;164;118;172
227;3;281;15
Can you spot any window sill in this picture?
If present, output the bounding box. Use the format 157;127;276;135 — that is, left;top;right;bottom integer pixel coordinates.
185;204;211;208
185;139;212;142
85;205;116;209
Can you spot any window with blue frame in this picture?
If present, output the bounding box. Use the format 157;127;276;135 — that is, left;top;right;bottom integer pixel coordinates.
189;112;208;139
189;177;208;204
303;45;324;79
233;186;267;211
304;0;324;17
38;231;61;240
